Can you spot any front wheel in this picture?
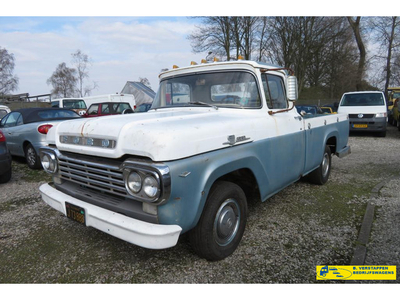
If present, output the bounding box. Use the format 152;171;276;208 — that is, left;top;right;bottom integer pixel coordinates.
189;181;248;261
25;143;41;169
307;145;331;185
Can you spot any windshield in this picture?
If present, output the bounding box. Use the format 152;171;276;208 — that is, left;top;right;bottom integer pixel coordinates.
152;71;261;109
63;99;87;109
341;93;385;106
392;92;400;99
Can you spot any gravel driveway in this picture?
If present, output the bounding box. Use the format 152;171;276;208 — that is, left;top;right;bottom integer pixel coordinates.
1;126;399;283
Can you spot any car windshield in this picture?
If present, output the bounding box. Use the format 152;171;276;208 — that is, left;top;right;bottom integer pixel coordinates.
341;93;385;106
63;99;87;109
152;71;261;109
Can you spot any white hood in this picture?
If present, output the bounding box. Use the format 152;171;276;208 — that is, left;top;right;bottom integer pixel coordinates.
50;108;257;161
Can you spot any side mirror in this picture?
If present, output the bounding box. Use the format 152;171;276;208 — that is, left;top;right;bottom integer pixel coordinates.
287;76;298;101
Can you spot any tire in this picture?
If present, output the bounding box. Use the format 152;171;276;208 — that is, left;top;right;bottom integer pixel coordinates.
397;121;400;131
189;181;248;261
307;145;331;185
377;130;387;137
0;167;12;184
25;143;42;169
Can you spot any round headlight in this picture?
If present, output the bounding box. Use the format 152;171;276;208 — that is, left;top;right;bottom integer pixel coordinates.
143;176;159;198
41;153;56;173
127;172;142;193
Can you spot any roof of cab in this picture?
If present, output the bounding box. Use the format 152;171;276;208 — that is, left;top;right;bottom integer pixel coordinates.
159;60;285;79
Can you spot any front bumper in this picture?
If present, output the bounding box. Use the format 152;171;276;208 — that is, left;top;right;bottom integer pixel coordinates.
39;183;182;249
349;116;387;132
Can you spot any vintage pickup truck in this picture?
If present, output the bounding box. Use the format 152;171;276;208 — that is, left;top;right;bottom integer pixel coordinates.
39;60;350;261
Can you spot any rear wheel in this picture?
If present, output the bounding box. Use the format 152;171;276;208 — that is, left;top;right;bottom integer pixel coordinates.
25;143;41;169
0;167;12;184
307;145;331;185
189;181;248;261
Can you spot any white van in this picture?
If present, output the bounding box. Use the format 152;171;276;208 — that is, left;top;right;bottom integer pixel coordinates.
51;98;87;115
337;91;387;137
82;94;136;111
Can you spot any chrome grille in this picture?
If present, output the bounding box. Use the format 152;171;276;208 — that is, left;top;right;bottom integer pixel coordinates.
58;156;129;198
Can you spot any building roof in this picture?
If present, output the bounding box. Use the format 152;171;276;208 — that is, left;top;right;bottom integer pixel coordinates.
121;81;156;106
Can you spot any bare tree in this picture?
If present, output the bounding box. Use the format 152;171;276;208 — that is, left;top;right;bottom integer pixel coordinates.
0;46;19;95
347;17;367;91
139;77;151;89
230;17;260;60
370;17;400;98
188;17;232;60
71;49;97;97
47;62;77;98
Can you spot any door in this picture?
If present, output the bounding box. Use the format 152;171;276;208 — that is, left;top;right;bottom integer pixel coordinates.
261;74;306;193
0;112;23;155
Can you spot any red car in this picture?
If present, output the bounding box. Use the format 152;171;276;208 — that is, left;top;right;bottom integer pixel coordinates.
84;102;134;117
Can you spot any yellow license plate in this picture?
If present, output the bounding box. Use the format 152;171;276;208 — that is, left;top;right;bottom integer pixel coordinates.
354;124;368;128
66;202;86;225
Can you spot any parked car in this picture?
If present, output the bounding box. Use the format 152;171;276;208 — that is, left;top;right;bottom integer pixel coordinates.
84;102;134;118
391;99;400;127
0;105;11;121
295;105;323;116
134;103;152;113
337;91;387;137
51;98;87;115
0;130;12;183
0;108;80;169
320;107;337;114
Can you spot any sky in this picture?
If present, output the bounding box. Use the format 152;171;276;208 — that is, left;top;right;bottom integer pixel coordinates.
1;1;389;99
0;15;205;97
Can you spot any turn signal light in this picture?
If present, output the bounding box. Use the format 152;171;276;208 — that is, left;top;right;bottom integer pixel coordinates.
38;124;53;135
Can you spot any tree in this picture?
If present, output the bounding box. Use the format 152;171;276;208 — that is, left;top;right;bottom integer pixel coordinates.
189;17;232;60
370;17;400;98
71;49;96;97
47;62;77;98
139;77;151;89
347;17;367;91
0;46;19;95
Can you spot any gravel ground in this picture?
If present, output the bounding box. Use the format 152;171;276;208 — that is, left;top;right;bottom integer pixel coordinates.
0;126;399;284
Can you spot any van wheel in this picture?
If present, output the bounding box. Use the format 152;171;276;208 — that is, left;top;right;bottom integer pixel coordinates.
189;181;247;261
307;145;331;185
25;144;41;169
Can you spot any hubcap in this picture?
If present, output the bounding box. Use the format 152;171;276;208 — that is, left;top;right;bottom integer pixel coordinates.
214;199;240;246
321;152;330;177
27;147;36;166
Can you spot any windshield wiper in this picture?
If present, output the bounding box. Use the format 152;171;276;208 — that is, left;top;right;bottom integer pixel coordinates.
188;101;218;110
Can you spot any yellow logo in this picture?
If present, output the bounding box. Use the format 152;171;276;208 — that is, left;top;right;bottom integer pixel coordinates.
316;265;396;280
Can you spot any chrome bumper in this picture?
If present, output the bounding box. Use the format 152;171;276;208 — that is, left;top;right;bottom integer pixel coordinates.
39;183;182;249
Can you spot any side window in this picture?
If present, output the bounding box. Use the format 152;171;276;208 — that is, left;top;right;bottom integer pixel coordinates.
88;104;99;115
101;104;110;114
3;112;21;128
263;74;287;109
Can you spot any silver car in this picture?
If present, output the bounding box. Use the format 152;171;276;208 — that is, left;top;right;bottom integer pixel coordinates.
0;108;80;169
